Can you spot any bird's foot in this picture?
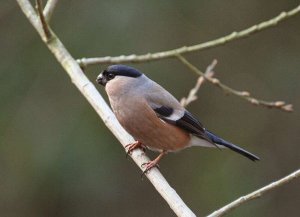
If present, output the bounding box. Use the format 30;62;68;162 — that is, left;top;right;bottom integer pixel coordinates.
125;140;144;158
140;151;166;176
141;160;160;176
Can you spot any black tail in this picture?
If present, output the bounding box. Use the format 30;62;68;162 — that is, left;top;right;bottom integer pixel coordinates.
205;131;260;161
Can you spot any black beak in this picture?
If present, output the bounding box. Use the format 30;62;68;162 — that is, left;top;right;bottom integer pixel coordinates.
96;74;107;86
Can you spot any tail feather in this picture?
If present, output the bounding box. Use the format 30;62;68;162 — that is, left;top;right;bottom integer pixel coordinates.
205;131;260;161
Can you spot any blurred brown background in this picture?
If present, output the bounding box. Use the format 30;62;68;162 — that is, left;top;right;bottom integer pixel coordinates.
1;0;300;216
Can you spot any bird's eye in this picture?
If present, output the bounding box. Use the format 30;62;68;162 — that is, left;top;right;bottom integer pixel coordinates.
107;73;115;79
102;70;108;75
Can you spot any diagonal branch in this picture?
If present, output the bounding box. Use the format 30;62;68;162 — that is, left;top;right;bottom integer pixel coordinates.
16;1;196;216
177;55;293;112
43;0;58;22
77;4;300;67
207;168;300;217
181;59;216;107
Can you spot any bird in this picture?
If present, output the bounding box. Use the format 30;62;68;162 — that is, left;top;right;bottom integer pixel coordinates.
96;65;259;174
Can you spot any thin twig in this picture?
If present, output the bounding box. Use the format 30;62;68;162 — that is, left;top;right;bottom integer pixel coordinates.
35;0;52;41
181;60;217;107
43;0;58;22
207;169;300;217
177;55;293;112
77;4;300;67
16;1;196;216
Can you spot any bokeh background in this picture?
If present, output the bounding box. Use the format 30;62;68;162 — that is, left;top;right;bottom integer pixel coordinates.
1;0;300;216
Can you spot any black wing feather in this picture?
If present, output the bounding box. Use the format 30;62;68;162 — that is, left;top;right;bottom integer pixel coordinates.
153;106;174;117
153;107;214;144
176;111;204;134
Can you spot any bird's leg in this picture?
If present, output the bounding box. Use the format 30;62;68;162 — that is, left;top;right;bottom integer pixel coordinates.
141;151;167;175
125;140;145;157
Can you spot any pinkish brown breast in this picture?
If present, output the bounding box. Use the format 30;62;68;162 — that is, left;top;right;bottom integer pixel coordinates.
113;97;190;152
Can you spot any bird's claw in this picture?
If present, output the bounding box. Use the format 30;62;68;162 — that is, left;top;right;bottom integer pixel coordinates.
141;161;160;177
125;141;142;158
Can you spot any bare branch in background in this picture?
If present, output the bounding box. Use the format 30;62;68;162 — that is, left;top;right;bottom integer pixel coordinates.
77;4;300;67
16;1;196;216
35;0;52;41
181;60;217;107
43;0;58;21
177;55;293;112
207;169;300;217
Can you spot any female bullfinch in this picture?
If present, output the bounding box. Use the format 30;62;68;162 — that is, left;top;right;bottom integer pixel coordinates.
96;65;259;173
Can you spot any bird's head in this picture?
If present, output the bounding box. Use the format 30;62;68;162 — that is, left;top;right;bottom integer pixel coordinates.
96;65;142;86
